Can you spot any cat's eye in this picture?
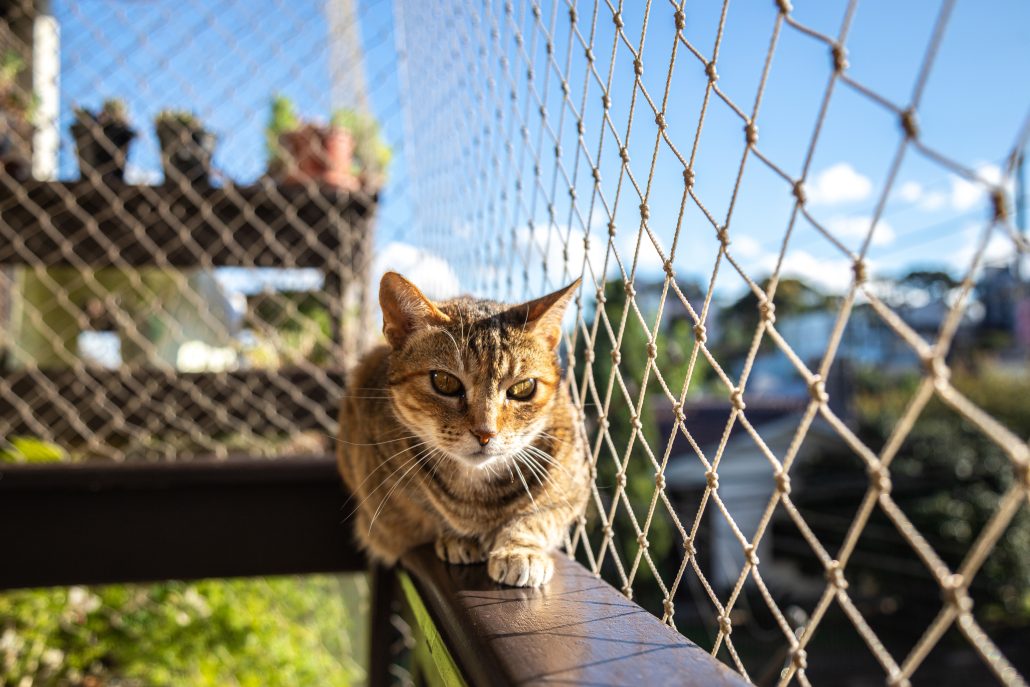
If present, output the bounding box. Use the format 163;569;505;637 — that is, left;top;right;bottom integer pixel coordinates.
430;371;464;397
507;378;537;400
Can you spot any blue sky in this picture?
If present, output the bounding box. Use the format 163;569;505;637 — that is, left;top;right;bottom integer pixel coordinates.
52;0;1028;301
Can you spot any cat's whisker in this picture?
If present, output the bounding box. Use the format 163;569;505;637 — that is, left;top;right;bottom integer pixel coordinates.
511;457;536;508
523;444;572;478
323;431;420;448
367;446;437;535
341;441;434;523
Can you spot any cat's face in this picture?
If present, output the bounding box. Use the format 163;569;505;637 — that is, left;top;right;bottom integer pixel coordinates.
380;273;579;471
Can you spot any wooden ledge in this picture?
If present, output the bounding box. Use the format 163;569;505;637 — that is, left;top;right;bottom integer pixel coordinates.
400;545;748;687
0;455;365;589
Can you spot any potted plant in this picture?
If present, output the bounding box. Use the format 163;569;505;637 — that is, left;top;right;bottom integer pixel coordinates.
155;109;216;186
0;50;37;181
265;95;358;191
71;99;136;183
331;108;391;192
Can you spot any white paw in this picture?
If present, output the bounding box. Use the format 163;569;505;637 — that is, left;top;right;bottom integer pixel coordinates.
434;535;486;564
487;547;554;587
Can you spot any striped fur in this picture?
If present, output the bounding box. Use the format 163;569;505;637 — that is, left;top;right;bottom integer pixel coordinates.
336;273;589;587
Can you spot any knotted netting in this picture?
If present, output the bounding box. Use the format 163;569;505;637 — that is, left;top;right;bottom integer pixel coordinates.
396;1;1029;684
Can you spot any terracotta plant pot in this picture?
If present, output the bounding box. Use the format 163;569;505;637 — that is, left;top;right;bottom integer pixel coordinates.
156;119;217;186
278;124;358;190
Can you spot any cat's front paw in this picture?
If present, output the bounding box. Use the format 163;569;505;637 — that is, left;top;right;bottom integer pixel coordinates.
434;534;487;564
487;547;554;587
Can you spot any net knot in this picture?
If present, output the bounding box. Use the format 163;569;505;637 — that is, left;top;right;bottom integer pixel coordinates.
583;236;591;251
624;281;636;298
646;341;657;359
869;465;892;495
941;573;973;612
717;226;731;247
633;57;643;76
602;524;614;539
825;560;849;590
674;9;686;31
705;62;719;83
608;220;618;237
592;166;601;182
705;470;720;490
852;259;868;284
744;544;759;566
599;416;610;430
990;187;1009;221
693;323;708;344
886;672;911;687
630;414;643;431
636;533;649;549
611;349;622;365
744;122;759;145
655;472;666;490
776;0;793;13
584;348;595;363
672;402;686;423
578;118;586;135
774;469;791;495
663;259;675;279
662;597;675;617
730;388;746;411
612;11;624;28
683;167;696;189
718;614;733;636
900;108;919;139
639;202;650;220
791;648;808;670
808;375;829;404
621;584;633;599
831;43;849;72
568;6;578;23
655;111;667;130
792;180;807;204
619;145;630;163
759;299;776;324
616;471;627;489
596;286;607;303
922;353;950;388
602;93;612;110
585;47;595;64
683;537;697;557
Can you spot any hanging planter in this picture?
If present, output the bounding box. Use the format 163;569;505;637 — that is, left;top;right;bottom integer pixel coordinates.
71;99;136;184
155;110;217;187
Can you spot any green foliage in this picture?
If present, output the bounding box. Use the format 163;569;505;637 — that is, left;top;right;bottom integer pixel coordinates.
0;436;66;463
155;109;202;129
791;366;1030;624
0;51;25;88
265;94;299;161
331;108;392;183
0;576;365;686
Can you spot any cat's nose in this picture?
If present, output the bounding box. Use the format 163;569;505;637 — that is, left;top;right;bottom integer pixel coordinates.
470;428;497;446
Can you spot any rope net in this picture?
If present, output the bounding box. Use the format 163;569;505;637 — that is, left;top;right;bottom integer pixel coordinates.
0;0;1027;684
397;1;1029;685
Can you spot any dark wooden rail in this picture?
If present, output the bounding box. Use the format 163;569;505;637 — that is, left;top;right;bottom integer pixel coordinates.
0;455;363;588
0;456;748;686
0;180;375;268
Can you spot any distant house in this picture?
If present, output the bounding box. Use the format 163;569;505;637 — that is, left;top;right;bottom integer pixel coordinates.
657;399;842;595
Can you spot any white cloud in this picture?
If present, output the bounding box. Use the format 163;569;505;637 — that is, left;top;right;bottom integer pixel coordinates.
806;163;873;206
919;190;947;212
733;235;763;259
825;216;896;247
950;163;1009;212
948;222;1023;274
125;164;162;185
897;181;923;203
372;241;462;299
758;249;855;294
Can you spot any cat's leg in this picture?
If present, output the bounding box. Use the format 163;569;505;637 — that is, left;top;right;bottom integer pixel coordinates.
485;508;568;587
434;532;488;564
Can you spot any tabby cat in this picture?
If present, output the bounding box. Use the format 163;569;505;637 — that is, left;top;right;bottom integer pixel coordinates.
336;272;589;587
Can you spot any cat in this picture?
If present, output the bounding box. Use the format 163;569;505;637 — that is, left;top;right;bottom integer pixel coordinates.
336;271;590;587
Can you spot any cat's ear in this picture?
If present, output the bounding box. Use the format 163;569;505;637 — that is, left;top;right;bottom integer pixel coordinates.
514;278;582;349
379;272;451;348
